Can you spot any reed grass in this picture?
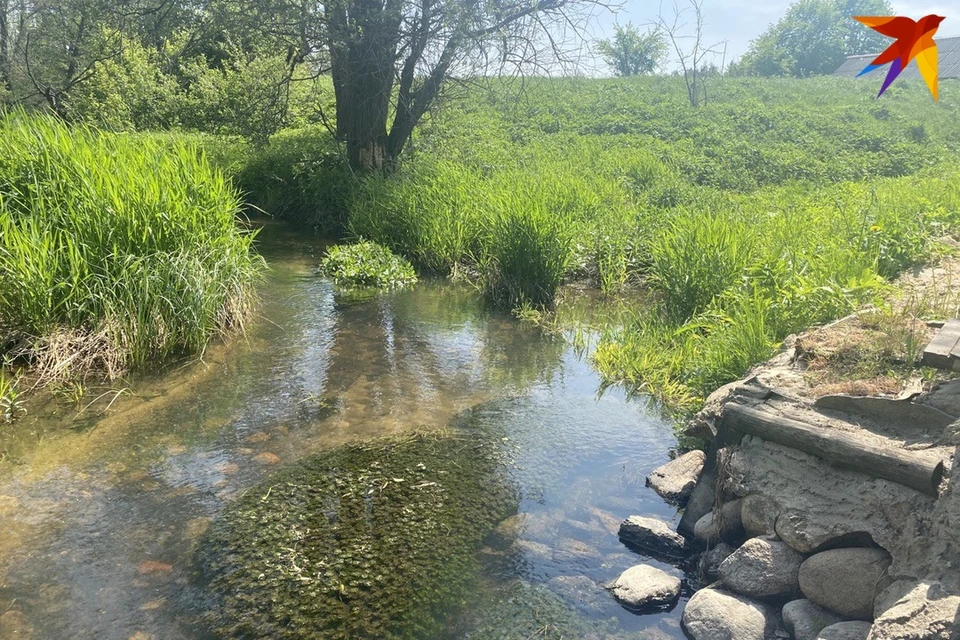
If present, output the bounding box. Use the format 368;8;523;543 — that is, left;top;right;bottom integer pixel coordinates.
0;112;264;380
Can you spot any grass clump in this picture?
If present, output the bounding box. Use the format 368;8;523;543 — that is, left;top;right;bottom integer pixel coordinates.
318;241;417;289
0;112;264;380
198;432;516;640
0;370;23;423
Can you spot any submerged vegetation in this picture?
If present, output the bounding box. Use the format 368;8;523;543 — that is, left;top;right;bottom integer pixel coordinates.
318;241;417;289
0;113;264;381
199;432;516;640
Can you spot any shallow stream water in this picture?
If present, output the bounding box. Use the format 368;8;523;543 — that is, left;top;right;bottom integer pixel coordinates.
0;222;691;639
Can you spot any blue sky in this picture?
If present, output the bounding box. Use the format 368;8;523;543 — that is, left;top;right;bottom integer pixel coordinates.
592;0;960;68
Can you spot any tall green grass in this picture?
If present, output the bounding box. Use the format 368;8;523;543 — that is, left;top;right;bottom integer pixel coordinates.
229;75;960;415
0;112;264;379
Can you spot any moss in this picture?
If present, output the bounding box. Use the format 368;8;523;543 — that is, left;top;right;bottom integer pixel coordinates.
197;432;517;639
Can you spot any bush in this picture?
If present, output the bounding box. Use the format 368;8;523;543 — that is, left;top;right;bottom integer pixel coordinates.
318;241;417;289
0;113;264;380
237;127;355;234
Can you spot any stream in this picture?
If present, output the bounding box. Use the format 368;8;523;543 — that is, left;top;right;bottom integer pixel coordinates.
0;222;692;639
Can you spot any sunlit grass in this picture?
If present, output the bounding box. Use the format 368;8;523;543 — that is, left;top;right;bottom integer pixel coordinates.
0;112;265;380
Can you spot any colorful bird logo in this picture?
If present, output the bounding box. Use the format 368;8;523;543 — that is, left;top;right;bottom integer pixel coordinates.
854;15;945;100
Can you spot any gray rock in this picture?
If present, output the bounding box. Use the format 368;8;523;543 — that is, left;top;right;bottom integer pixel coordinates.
694;499;745;545
681;587;779;640
647;450;706;505
799;548;892;620
552;538;602;566
782;599;845;640
699;543;735;581
741;494;780;537
547;575;611;616
719;537;805;601
870;579;960;640
490;511;561;546
618;515;689;558
557;518;607;544
729;436;936;569
815;621;872;640
610;564;682;611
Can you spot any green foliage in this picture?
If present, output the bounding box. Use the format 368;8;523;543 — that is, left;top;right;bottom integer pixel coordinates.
649;211;755;322
0;370;23;423
733;0;894;77
199;432;516;640
595;23;668;76
236;126;354;233
333;75;960;412
318;241;417;289
0;112;264;379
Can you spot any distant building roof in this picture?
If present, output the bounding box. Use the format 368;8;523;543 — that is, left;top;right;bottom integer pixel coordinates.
833;35;960;79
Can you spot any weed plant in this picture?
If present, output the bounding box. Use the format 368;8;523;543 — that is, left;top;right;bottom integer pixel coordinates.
318;241;417;289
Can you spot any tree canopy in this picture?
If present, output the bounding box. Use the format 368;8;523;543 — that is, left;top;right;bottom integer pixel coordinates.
731;0;894;77
595;23;668;76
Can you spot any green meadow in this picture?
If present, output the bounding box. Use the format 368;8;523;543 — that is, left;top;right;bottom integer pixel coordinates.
3;74;959;417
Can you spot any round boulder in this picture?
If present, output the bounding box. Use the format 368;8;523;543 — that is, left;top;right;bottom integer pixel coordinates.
681;587;779;640
610;564;682;611
719;537;805;601
782;599;846;640
646;450;706;505
740;494;780;537
694;499;745;545
618;515;689;558
816;621;872;640
799;547;892;620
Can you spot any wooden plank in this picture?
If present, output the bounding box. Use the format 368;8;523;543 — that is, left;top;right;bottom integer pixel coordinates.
721;403;945;497
922;318;960;370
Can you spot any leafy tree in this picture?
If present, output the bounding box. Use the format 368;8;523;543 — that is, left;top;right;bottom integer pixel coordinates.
325;0;610;172
733;0;893;77
596;23;667;76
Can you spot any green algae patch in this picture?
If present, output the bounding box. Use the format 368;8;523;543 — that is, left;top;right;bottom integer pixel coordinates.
197;432;517;639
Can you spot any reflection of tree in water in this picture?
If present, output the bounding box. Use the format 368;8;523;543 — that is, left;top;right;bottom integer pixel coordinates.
320;281;567;431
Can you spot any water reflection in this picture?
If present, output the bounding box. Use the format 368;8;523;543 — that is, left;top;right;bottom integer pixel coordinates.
0;223;685;639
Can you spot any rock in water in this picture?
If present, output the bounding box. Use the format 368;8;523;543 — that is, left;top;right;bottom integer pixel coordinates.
197;433;516;640
816;621;872;640
693;499;745;545
798;548;892;619
547;575;611;616
646;450;706;505
610;564;682;611
681;588;779;640
618;515;689;558
782;599;845;640
740;494;780;537
718;537;804;601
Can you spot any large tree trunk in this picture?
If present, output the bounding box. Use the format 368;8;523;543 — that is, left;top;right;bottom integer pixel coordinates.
328;0;400;172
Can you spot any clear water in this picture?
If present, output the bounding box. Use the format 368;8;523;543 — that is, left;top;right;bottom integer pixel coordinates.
0;222;691;639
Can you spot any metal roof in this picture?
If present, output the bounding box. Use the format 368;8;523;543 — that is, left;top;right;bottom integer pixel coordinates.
833;35;960;79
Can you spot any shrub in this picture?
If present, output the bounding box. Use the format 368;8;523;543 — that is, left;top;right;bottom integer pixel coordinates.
0;112;264;380
318;241;417;289
237;127;355;234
